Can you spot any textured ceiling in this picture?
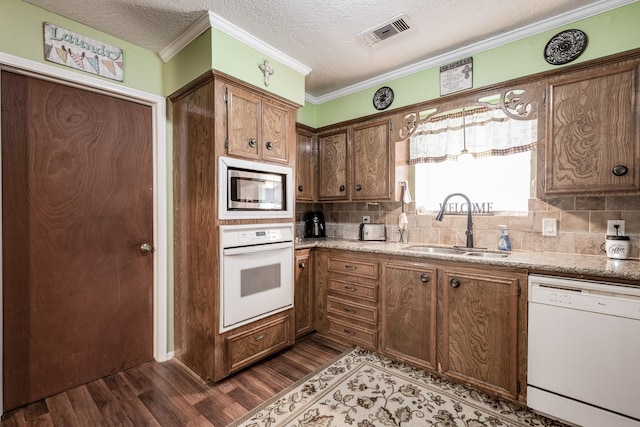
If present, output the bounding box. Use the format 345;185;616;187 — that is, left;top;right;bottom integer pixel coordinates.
24;0;626;99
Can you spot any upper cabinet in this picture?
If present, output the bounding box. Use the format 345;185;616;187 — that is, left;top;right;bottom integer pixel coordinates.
295;126;316;201
314;120;393;202
317;128;349;200
352;120;391;200
544;57;640;196
227;82;295;164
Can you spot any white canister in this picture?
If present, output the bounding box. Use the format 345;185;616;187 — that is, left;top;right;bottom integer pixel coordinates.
604;235;631;259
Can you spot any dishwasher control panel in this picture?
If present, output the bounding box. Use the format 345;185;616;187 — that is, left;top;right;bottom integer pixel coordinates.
529;274;640;319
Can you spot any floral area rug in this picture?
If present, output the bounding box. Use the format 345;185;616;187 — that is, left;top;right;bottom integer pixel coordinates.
228;347;567;427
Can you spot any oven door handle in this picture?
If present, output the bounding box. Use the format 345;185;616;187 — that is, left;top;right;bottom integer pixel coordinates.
223;241;293;256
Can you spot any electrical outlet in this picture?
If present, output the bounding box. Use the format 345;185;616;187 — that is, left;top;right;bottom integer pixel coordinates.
542;218;558;236
607;220;625;236
362;216;371;224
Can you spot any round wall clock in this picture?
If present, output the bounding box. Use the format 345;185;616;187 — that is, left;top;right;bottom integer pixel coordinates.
373;86;394;110
544;29;588;65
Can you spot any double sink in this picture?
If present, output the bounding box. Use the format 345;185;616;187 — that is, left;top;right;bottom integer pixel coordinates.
405;245;510;258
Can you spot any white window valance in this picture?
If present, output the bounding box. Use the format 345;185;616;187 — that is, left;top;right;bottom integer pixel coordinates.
409;107;537;164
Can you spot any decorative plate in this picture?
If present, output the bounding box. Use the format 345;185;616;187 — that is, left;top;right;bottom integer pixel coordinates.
544;29;588;65
373;86;394;110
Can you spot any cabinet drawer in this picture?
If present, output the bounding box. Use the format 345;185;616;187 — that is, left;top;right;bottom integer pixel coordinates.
327;295;377;325
226;316;291;373
327;316;377;349
328;278;378;302
328;257;378;279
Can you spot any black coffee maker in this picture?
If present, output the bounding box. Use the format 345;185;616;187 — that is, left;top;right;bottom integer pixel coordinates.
304;211;326;238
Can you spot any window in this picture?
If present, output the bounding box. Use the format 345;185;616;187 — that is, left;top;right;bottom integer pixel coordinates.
413;151;533;214
409;106;536;214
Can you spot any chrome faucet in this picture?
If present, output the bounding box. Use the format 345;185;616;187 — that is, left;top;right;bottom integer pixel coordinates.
435;193;474;248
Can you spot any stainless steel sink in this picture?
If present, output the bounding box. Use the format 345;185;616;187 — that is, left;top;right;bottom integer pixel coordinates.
463;251;510;258
405;245;510;258
406;246;466;255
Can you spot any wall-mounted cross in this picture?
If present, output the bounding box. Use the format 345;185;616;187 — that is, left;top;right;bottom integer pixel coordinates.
259;60;274;87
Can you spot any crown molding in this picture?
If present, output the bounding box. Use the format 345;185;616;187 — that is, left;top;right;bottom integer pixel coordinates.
305;0;638;105
159;11;311;76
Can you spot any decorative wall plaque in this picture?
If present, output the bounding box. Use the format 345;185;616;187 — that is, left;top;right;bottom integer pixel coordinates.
43;22;124;81
440;57;473;96
543;29;588;65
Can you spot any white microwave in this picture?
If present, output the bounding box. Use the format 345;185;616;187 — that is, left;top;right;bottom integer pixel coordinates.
218;156;293;219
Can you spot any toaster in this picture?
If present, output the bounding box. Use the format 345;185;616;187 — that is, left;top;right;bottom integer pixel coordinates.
359;223;387;241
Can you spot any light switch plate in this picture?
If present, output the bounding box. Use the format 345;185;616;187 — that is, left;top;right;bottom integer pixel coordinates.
542;218;558;236
607;220;625;236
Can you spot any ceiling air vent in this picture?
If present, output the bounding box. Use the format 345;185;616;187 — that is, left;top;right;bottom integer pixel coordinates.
357;14;414;46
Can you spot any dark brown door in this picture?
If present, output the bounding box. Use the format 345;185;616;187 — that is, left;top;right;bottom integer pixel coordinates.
2;71;154;410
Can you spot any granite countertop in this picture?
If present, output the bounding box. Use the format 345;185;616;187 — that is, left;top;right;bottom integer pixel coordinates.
296;238;640;282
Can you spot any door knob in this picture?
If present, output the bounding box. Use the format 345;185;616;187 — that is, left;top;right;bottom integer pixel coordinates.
140;243;154;254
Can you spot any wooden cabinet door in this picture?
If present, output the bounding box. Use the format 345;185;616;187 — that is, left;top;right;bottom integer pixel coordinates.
295;250;315;338
352;120;391;200
381;262;437;370
296;127;315;201
318;129;349;200
545;59;640;195
226;84;261;160
439;269;519;400
262;98;290;163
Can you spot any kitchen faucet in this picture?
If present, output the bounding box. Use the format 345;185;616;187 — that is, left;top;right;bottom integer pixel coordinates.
435;193;474;248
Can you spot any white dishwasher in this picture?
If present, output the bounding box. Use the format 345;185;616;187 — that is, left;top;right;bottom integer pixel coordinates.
527;274;640;427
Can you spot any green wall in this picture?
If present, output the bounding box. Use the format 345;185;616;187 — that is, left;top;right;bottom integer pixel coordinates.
0;0;164;95
300;1;640;128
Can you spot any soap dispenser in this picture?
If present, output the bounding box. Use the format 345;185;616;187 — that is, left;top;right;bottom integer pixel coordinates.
498;225;511;251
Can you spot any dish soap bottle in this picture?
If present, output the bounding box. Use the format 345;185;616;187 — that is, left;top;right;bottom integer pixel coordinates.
498;225;511;251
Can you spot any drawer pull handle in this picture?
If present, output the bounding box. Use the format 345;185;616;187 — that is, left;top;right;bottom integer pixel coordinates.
450;278;461;288
345;265;357;270
344;308;356;314
421;273;431;283
344;286;356;292
254;333;267;341
343;329;356;336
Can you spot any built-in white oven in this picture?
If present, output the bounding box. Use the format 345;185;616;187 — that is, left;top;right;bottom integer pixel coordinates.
220;223;294;333
218;156;293;220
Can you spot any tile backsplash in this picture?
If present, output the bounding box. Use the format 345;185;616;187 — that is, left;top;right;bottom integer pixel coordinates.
296;195;640;258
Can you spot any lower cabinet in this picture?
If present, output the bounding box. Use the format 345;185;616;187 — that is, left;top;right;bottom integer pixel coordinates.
315;249;379;350
381;261;437;371
294;249;315;338
438;267;523;401
315;249;527;403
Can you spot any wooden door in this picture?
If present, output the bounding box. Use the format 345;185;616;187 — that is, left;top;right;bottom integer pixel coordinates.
2;71;154;410
294;250;314;338
317;129;348;200
352;120;391;200
262;98;290;164
439;269;519;400
545;59;640;195
381;262;437;370
226;83;261;160
295;127;315;201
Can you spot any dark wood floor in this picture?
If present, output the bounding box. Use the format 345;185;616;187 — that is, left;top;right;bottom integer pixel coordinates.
1;335;347;427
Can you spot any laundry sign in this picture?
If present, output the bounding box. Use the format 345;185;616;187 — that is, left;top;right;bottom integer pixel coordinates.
43;22;124;81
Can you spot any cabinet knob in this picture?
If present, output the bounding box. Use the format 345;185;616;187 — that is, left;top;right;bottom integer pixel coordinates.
449;278;461;288
266;141;273;150
298;260;306;268
339;185;346;192
355;184;362;191
420;273;431;283
612;165;629;177
298;185;304;192
248;138;256;148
